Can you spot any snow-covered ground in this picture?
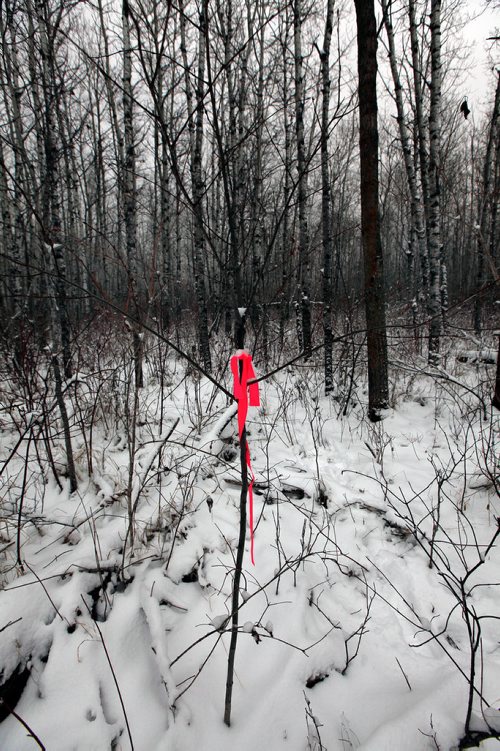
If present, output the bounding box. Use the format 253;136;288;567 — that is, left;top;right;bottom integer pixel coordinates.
0;335;499;751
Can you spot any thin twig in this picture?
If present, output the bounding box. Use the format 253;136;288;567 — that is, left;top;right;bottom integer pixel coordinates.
0;617;22;634
81;596;135;751
395;657;412;691
0;699;46;750
24;562;68;624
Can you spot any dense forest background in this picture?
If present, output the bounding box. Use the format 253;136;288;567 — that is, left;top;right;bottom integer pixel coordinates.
0;0;498;388
0;2;499;750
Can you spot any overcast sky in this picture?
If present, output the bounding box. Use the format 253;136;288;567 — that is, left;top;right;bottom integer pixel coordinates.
461;0;499;112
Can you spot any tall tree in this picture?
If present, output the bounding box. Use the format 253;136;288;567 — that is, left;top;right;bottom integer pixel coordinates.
427;0;444;364
293;0;312;359
353;0;389;421
122;0;144;387
0;4;28;353
408;0;431;296
187;0;212;371
381;0;428;304
474;72;500;334
320;0;335;394
279;6;293;345
36;0;73;380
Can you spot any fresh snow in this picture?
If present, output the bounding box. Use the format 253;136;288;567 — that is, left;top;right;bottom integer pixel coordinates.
0;346;499;751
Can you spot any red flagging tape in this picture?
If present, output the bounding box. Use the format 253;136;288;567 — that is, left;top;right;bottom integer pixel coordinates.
230;351;260;565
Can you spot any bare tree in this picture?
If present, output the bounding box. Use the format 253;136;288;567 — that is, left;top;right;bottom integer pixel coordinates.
353;0;389;421
320;0;335;394
293;0;312;359
408;0;431;297
427;0;444;364
474;72;500;334
122;0;144;387
187;0;213;370
381;0;428;305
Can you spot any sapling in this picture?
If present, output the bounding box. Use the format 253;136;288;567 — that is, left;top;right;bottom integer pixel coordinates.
223;420;250;726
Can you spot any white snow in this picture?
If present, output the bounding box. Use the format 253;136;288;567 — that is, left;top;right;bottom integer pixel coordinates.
0;341;499;750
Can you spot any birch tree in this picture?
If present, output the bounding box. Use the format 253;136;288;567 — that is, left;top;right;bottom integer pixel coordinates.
0;4;28;352
188;0;212;370
427;0;444;364
293;0;312;359
474;72;500;334
122;0;144;387
320;0;335;394
381;0;428;303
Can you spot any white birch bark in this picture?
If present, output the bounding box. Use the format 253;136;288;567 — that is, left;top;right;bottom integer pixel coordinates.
320;0;334;394
122;0;143;387
293;0;311;358
427;0;443;364
382;0;428;301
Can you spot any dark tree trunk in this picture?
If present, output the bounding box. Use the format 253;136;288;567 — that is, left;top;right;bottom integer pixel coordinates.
52;354;77;494
382;0;428;307
36;0;72;380
192;4;212;371
354;0;389;421
122;0;144;388
427;0;443;364
293;0;312;359
320;0;335;394
409;0;430;296
280;8;293;346
493;335;500;411
475;73;500;335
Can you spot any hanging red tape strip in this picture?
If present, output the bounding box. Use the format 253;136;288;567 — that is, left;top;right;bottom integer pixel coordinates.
230;351;260;565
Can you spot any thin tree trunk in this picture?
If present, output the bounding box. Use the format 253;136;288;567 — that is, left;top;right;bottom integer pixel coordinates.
23;2;48;330
160;135;171;331
122;0;143;388
180;0;212;372
427;0;443;364
0;9;26;347
204;0;247;348
193;29;213;373
474;73;500;334
382;0;428;303
98;0;124;294
493;335;500;411
354;0;389;421
293;0;311;359
320;0;334;394
252;11;267;361
223;420;249;727
36;0;72;380
409;0;430;295
280;9;293;345
0;138;18;332
52;354;77;494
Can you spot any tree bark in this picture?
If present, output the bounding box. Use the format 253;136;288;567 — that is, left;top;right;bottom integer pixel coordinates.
382;0;428;304
52;354;77;494
293;0;312;359
280;7;293;346
474;73;500;335
320;0;335;394
408;0;430;296
493;335;500;411
0;8;27;348
36;0;72;380
427;0;443;364
354;0;389;421
122;0;144;388
182;0;212;373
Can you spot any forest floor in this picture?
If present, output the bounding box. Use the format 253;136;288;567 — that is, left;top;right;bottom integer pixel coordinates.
0;325;499;751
